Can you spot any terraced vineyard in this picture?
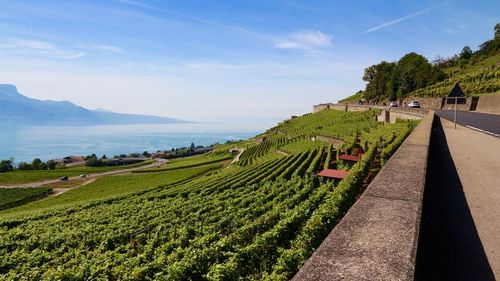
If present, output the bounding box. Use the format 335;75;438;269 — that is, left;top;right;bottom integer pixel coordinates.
0;187;52;211
410;65;500;97
0;109;418;280
0;160;154;185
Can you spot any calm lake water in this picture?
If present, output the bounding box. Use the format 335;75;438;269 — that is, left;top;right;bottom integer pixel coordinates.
0;120;278;163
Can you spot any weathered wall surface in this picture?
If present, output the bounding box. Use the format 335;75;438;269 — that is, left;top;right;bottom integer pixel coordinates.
313;103;347;113
441;97;473;111
402;97;443;109
475;92;500;115
313;103;426;124
346;105;371;112
293;111;434;281
389;111;424;123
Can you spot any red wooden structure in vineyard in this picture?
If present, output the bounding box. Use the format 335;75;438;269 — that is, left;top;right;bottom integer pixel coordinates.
338;154;362;162
317;169;349;179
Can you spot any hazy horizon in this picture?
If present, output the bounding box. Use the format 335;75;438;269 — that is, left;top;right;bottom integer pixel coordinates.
1;0;498;120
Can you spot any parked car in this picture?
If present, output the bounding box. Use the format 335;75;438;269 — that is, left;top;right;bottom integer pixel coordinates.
389;101;398;108
79;174;87;178
408;101;421;108
59;176;68;181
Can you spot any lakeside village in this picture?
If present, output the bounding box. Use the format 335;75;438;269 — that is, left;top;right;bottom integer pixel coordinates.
0;141;230;173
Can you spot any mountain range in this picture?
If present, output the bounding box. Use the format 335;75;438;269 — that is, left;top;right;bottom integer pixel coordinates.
0;84;188;125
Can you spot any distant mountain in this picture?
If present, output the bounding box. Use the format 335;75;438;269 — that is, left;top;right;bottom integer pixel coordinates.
94;107;115;113
0;84;189;125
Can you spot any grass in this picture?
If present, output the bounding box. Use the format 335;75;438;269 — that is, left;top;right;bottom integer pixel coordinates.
0;160;154;185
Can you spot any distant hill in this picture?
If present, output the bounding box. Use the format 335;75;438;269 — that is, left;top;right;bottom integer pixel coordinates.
0;84;189;125
340;23;500;103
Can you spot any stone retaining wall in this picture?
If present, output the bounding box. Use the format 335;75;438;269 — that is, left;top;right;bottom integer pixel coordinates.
475;92;500;115
402;97;443;109
293;111;434;281
313;103;347;113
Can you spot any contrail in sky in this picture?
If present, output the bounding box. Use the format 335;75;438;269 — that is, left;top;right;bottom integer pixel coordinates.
363;2;449;33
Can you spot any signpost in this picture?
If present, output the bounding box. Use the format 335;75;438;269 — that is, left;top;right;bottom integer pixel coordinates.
454;97;457;129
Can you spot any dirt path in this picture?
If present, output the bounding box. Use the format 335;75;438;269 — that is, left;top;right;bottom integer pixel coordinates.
315;135;344;146
230;148;245;164
441;118;500;279
0;158;166;189
276;150;291;156
52;178;97;196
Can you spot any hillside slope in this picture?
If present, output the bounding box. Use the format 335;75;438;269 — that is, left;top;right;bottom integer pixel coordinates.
0;109;417;280
0;84;188;125
340;24;500;103
410;53;499;98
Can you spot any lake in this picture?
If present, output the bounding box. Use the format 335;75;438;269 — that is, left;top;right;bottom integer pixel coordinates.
0;119;279;163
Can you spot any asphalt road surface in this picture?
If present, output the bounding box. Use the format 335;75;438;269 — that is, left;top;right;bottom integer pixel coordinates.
435;110;500;137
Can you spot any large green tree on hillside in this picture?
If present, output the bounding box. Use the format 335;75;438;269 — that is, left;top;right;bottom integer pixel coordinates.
362;61;395;101
390;52;446;99
361;53;445;101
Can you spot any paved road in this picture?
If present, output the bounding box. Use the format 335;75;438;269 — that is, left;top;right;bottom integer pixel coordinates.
435;110;500;137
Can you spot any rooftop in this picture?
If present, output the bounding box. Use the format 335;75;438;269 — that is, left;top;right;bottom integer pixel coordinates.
317;169;349;179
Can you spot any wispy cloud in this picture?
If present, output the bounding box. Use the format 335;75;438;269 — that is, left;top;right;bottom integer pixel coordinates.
363;2;449;33
78;44;123;53
0;39;85;59
275;30;332;49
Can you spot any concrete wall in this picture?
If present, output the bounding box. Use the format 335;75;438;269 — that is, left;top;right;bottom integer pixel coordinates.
475;92;500;115
313;103;427;124
441;97;473;111
376;109;425;123
293;111;434;281
402;97;443;109
346;105;370;112
313;103;347;113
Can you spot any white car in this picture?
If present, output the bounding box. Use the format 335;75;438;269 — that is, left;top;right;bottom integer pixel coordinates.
389;101;398;108
408;101;421;108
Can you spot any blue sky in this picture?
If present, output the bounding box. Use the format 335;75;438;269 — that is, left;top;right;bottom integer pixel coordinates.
0;0;498;121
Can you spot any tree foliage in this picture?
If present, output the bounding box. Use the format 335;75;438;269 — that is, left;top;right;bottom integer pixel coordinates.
343;23;499;102
361;53;445;101
0;159;14;173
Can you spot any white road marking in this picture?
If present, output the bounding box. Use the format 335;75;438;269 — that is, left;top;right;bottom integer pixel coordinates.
464;125;500;138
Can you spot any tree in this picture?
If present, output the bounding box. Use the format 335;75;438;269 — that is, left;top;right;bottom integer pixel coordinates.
432;55;448;68
495;23;500;39
459;46;473;60
85;157;104;167
362;61;395;101
102;155;107;160
32;158;42;170
0;159;14;173
389;52;445;99
142;151;151;157
47;160;57;170
17;162;33;171
87;154;97;160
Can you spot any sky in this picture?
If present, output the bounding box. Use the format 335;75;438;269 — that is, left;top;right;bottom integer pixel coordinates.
0;0;498;121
